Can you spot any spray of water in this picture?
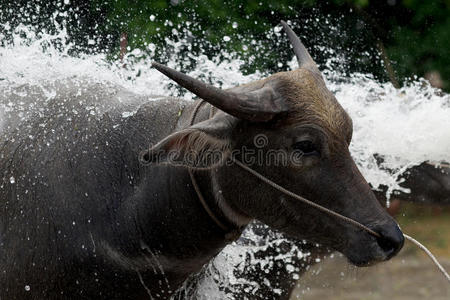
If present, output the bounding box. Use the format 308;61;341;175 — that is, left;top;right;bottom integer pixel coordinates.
327;74;450;200
1;23;449;298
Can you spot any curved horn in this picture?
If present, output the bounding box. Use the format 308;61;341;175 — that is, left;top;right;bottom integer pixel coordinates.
280;20;319;72
152;62;287;122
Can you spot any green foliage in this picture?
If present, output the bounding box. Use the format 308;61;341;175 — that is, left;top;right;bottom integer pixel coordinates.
97;0;306;72
2;0;449;90
98;0;450;89
383;1;450;89
92;0;387;80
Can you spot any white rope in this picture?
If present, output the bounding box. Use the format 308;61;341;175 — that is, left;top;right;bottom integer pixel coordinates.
403;233;450;283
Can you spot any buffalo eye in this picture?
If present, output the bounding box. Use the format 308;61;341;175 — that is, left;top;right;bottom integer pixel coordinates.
292;140;319;156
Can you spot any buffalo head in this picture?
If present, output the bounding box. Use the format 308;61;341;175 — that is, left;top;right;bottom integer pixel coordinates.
145;21;404;266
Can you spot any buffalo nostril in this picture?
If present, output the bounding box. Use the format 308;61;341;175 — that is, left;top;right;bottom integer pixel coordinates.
375;225;405;259
376;236;396;256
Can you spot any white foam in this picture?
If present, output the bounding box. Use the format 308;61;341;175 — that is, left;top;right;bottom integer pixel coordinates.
326;74;450;195
0;107;4;133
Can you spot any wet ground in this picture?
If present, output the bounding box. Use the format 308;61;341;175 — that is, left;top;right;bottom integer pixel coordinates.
291;204;450;300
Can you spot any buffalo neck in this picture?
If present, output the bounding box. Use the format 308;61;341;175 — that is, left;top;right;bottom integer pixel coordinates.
115;99;244;288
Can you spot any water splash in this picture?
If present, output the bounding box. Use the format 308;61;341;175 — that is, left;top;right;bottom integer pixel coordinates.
326;73;450;197
177;224;315;299
1;24;449;298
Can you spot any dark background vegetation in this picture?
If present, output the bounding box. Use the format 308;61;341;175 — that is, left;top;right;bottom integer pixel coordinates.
1;0;448;90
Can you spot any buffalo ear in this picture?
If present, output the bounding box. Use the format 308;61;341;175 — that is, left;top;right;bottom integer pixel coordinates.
140;113;235;169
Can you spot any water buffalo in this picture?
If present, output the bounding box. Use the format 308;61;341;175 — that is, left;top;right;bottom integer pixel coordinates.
0;22;404;299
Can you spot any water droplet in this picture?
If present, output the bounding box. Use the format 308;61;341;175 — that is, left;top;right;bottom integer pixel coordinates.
25;285;30;291
122;111;134;118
